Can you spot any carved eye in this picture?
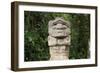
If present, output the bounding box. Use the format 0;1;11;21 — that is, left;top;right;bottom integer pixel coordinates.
53;23;57;26
62;22;66;26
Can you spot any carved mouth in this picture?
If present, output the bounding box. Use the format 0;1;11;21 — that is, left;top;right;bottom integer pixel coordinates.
57;31;63;33
56;30;64;33
56;27;66;30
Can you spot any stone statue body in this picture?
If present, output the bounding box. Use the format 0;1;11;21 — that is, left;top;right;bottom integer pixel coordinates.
48;17;71;60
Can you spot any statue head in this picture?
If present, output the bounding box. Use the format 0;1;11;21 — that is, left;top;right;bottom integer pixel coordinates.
48;17;71;38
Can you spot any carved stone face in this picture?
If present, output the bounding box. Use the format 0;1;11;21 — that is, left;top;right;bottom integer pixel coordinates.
48;17;71;38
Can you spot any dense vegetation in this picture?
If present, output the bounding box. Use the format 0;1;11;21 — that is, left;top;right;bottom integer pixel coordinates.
24;11;90;61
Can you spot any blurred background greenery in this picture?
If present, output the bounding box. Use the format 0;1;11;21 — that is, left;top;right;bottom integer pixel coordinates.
24;11;90;61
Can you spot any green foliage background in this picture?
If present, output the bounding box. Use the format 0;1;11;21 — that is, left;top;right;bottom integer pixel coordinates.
24;11;90;61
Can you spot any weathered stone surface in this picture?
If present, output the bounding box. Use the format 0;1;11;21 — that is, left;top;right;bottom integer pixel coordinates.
48;36;71;46
48;17;71;60
49;46;69;60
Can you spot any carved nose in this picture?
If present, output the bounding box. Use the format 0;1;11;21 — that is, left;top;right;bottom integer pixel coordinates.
57;23;62;27
56;24;66;29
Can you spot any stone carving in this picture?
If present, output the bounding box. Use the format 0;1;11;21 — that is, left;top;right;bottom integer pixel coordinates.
48;17;71;60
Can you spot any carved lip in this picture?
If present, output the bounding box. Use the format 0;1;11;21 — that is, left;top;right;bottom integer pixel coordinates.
54;27;67;30
55;30;65;33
